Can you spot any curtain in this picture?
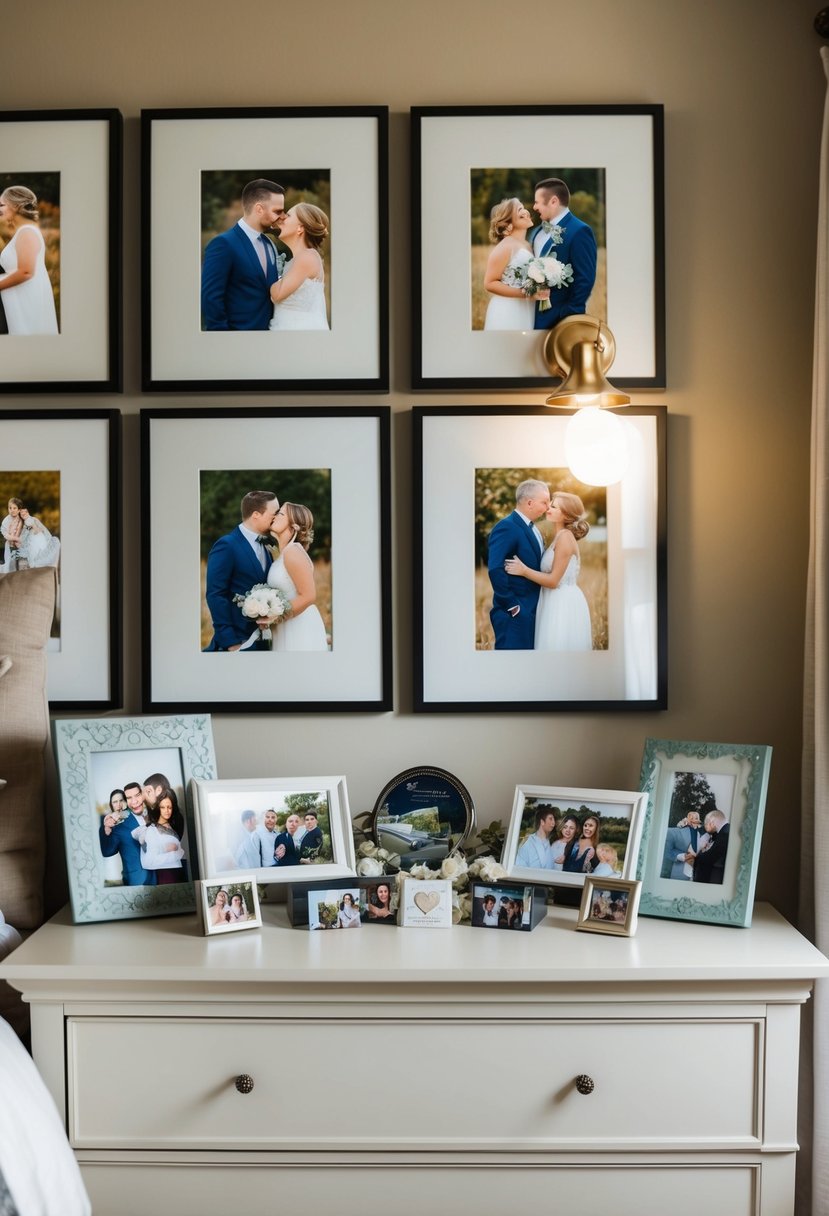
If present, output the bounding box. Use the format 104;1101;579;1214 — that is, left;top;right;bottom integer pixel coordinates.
798;43;829;1216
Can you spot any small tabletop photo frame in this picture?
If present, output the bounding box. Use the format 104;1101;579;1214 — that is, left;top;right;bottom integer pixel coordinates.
576;876;641;937
470;882;546;932
399;877;453;928
199;876;262;935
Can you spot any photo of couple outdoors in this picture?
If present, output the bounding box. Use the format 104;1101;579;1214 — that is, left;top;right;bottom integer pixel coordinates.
92;755;190;889
200;471;331;653
207;791;333;872
0;173;60;336
207;882;256;928
200;171;331;332
659;771;734;887
471;169;605;333
515;799;631;878
478;470;606;652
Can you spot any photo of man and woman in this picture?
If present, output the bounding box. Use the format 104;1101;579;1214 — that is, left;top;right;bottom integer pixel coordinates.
202;879;260;934
200;170;331;333
0;472;61;643
476;468;607;653
199;469;332;653
470;168;605;334
471;884;533;930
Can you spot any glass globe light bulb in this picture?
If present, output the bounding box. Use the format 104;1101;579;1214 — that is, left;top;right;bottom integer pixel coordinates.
564;407;630;487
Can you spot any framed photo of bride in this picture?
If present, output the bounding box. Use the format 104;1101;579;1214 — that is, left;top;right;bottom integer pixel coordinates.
140;106;389;393
140;406;392;713
413;405;666;712
0;408;121;709
0;109;122;393
411;105;664;390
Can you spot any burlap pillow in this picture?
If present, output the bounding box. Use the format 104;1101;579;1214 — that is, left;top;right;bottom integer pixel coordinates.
0;567;56;929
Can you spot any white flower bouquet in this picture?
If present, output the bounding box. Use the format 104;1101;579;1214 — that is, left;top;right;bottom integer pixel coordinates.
513;255;575;311
232;583;292;649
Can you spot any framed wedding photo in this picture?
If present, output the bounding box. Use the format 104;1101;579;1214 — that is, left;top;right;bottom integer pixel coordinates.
53;714;217;924
413;405;666;711
0;109;122;393
503;785;648;890
635;738;772;928
141;107;389;392
191;776;356;887
140;407;391;713
0;409;121;708
411;105;664;390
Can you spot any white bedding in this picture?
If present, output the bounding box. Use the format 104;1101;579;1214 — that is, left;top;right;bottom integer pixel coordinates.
0;915;90;1216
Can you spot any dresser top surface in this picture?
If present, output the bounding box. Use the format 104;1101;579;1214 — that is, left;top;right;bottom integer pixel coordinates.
2;902;827;993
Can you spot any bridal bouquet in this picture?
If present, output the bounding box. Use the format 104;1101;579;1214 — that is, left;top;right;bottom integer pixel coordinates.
507;256;574;311
232;583;292;649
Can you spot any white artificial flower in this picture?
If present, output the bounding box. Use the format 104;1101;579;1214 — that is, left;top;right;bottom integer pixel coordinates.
439;854;469;883
457;893;473;923
357;856;384;877
471;855;507;883
357;840;379;858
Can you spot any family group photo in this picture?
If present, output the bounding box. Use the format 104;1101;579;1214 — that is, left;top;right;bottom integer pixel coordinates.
199;469;332;653
513;795;634;878
200;170;331;333
89;747;190;889
470;168;605;334
0;472;61;641
659;770;735;887
476;468;607;652
201;787;334;873
0;172;60;335
587;886;630;923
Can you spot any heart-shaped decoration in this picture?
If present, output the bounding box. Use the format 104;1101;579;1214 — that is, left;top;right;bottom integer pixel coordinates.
413;890;441;916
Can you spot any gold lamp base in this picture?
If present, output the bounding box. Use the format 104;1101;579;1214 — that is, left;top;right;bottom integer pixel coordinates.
543;315;630;408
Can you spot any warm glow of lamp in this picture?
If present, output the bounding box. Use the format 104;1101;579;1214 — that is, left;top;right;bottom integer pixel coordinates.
564;407;630;486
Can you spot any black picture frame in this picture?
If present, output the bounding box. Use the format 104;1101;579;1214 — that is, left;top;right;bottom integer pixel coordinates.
411;105;664;391
413;405;667;712
141;106;389;393
0;408;121;709
140;406;392;713
0;108;122;393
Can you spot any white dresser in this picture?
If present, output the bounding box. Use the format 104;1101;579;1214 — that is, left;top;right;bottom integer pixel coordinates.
2;901;827;1216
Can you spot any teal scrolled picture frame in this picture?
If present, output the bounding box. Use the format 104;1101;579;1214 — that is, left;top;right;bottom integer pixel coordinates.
635;738;772;928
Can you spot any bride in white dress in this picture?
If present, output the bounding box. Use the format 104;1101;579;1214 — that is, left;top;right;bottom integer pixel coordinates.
269;203;330;331
260;502;329;651
0;186;59;336
504;492;593;651
482;197;547;331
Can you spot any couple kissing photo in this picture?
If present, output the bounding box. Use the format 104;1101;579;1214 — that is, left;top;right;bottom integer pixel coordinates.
199;470;332;653
200;171;331;332
476;469;607;652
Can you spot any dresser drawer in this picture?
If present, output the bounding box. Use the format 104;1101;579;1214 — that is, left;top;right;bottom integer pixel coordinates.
67;1016;761;1150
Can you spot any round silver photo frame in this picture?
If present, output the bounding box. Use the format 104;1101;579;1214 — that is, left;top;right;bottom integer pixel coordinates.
369;766;475;871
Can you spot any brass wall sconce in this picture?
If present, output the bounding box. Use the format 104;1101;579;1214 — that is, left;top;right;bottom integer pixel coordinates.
543;315;630;408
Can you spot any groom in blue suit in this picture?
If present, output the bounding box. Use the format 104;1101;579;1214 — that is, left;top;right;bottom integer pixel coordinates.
201;179;286;331
487;479;551;649
204;489;279;651
529;177;597;331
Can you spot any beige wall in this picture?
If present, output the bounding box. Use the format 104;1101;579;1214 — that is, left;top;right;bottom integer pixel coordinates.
6;0;822;922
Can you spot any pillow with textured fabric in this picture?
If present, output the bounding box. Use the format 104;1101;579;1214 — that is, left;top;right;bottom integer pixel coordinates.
0;568;56;930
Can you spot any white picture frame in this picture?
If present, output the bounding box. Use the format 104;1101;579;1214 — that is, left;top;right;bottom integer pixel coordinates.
199;875;262;935
503;784;648;889
191;775;356;886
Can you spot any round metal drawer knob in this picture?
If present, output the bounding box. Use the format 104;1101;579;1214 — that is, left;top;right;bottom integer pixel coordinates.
575;1074;595;1095
235;1073;255;1094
